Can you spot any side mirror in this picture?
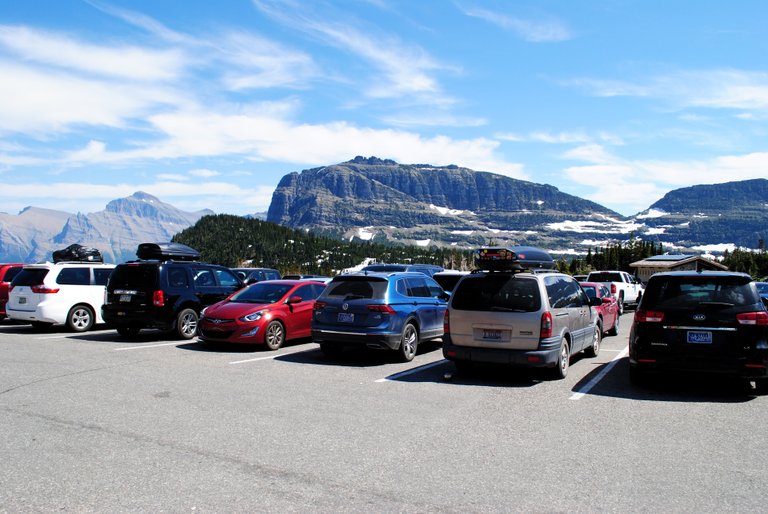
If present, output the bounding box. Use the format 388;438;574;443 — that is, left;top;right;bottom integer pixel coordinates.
602;296;613;304
287;295;303;304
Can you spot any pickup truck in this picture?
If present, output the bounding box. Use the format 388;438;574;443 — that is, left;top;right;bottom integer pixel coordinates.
585;270;644;314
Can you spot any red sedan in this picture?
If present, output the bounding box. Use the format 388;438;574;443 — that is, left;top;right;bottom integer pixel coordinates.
0;263;24;321
579;281;620;336
198;280;327;349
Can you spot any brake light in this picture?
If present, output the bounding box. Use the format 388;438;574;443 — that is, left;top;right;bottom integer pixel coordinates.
737;311;768;326
313;301;326;311
540;311;553;339
444;310;450;333
611;283;617;294
634;309;664;323
153;290;164;307
367;304;395;314
31;285;59;294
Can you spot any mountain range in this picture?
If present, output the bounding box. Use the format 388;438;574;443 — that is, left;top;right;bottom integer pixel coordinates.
0;192;212;263
1;158;765;264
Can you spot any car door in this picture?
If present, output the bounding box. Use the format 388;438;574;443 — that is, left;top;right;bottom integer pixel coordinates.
287;283;322;339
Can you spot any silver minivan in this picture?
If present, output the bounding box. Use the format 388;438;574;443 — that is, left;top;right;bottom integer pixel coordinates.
442;247;602;379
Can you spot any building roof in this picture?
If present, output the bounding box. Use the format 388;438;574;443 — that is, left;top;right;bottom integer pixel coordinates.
630;254;728;270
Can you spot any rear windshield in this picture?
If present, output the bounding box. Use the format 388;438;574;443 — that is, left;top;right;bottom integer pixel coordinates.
11;268;49;286
362;265;407;272
642;275;759;309
323;277;388;300
2;267;23;283
452;274;541;312
108;264;158;290
588;272;622;282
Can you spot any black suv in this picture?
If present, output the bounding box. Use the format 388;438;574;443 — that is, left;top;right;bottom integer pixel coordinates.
102;244;244;339
629;271;768;389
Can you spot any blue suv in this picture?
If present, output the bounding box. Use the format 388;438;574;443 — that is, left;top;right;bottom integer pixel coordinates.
311;271;449;361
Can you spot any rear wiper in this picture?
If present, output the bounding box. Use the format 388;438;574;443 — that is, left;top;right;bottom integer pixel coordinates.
698;301;734;308
490;306;527;312
344;294;366;300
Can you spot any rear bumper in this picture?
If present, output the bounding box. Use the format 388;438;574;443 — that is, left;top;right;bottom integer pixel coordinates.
442;334;561;368
102;306;173;331
312;328;402;350
629;354;768;379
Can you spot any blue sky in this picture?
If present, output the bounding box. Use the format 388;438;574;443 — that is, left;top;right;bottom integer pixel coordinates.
1;0;767;218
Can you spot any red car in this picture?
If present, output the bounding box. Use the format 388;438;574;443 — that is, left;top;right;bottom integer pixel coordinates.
579;281;620;336
198;280;327;349
0;263;24;321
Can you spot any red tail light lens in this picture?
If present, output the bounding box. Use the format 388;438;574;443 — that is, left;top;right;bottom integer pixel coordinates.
31;285;59;294
634;309;664;323
313;301;326;311
540;311;553;339
367;304;395;314
153;290;164;307
443;309;450;333
611;284;617;294
737;311;768;326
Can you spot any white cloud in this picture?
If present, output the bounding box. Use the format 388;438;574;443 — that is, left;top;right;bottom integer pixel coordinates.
459;5;571;42
189;168;220;178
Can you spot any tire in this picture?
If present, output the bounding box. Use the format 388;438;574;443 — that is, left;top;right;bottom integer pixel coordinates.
608;312;620;336
116;325;140;337
320;342;343;358
551;338;570;379
67;304;94;332
753;379;768;395
629;365;649;387
584;325;601;357
617;293;625;315
175;308;198;339
397;322;418;362
264;320;285;350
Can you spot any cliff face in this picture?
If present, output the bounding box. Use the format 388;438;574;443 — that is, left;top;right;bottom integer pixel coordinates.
267;157;623;247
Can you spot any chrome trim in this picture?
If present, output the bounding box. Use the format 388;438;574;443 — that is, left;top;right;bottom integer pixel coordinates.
663;325;737;332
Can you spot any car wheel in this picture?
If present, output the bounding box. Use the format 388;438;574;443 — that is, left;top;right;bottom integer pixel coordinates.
398;322;418;362
175;308;198;339
608;312;620;336
116;325;140;337
551;338;570;379
320;342;343;358
618;293;625;315
584;325;601;357
67;304;94;332
752;379;768;395
264;320;285;350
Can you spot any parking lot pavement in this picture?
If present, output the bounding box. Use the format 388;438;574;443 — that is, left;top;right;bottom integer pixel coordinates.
2;314;768;512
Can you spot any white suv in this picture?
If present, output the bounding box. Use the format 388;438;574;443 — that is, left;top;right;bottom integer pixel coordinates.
7;261;115;332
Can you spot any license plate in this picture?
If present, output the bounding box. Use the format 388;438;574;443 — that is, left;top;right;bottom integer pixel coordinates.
687;331;712;344
18;297;26;304
119;295;132;302
337;312;355;323
482;329;502;340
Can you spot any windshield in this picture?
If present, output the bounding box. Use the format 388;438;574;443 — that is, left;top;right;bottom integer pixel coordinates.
232;282;291;304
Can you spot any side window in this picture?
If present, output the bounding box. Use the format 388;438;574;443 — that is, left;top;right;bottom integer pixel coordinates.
544;276;569;309
168;267;189;288
396;279;408;296
425;277;444;298
56;267;90;285
310;284;326;298
193;268;215;287
293;284;317;301
405;277;430;297
93;268;113;286
215;269;240;287
564;279;586;307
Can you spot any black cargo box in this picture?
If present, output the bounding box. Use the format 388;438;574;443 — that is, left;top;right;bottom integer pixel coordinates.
475;245;554;271
136;242;201;261
52;244;103;263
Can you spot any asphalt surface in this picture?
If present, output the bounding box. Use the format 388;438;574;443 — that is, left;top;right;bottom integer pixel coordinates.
1;313;767;513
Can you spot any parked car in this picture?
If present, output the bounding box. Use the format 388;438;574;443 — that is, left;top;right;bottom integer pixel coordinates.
231;267;281;284
6;261;115;331
282;274;332;281
432;270;470;294
198;280;326;349
442;246;602;378
312;271;449;361
359;263;444;277
585;270;644;314
629;271;768;389
102;244;244;339
755;281;768;302
579;281;621;336
0;263;24;321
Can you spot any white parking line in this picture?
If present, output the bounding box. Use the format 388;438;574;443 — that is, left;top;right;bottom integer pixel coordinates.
375;359;447;383
35;335;71;340
229;346;315;364
114;341;181;351
569;346;629;400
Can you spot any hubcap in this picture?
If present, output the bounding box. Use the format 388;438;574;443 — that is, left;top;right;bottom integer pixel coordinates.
403;326;416;357
267;324;283;348
73;309;90;329
181;314;197;335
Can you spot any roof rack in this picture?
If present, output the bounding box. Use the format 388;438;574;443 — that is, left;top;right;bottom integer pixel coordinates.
473;246;555;272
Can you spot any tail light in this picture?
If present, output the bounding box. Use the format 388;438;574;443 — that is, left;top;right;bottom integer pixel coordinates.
737;311;768;326
313;301;326;311
611;283;617;294
444;309;450;333
634;309;664;323
153;290;164;307
540;311;553;339
367;304;395;314
31;285;59;294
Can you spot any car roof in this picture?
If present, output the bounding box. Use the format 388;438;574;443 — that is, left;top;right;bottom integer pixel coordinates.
649;270;751;279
